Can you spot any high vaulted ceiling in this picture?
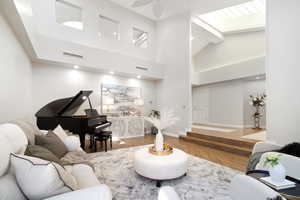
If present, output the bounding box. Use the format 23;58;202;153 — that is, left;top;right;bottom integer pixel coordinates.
109;0;252;21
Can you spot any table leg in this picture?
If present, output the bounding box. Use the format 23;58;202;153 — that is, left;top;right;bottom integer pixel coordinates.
110;136;112;149
156;181;161;187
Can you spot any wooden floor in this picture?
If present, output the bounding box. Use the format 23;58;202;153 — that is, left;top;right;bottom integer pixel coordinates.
85;134;251;172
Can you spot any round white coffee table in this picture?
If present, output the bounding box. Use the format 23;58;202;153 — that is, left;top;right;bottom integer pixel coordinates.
134;147;188;187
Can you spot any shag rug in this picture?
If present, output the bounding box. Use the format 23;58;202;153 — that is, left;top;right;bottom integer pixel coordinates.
84;145;241;200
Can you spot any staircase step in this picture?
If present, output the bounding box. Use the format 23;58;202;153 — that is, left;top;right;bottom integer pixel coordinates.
187;131;255;149
180;136;253;156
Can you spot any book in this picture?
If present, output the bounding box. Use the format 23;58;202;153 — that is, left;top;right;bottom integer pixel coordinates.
260;177;296;190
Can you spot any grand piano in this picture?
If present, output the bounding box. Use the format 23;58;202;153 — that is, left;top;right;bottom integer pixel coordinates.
35;91;111;149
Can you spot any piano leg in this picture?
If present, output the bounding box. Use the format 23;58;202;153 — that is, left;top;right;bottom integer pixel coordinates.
79;133;86;150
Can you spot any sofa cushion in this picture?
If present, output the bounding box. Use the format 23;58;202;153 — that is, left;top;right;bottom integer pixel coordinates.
10;154;78;200
25;145;70;166
0;173;27;200
35;131;68;158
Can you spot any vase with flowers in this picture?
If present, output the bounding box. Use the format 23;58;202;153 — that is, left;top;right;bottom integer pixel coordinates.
145;108;179;152
264;153;286;183
249;93;266;129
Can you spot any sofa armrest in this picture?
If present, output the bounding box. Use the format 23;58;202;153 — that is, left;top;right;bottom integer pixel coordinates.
45;185;112;200
230;175;284;200
252;142;282;154
158;186;181;200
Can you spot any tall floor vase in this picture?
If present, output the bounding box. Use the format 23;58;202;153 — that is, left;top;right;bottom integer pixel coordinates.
155;130;164;152
253;106;263;129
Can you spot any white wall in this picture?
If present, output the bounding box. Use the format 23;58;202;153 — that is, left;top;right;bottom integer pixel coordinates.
156;13;192;136
32;0;156;61
32;63;157;116
192;56;265;86
0;13;33;123
266;0;300;144
192;78;266;128
194;30;265;72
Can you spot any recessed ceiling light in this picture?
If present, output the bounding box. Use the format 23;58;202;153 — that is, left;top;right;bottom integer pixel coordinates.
74;65;79;69
137;75;141;79
109;71;114;75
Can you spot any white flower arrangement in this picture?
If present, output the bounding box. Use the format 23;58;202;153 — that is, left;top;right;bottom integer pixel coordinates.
144;108;179;131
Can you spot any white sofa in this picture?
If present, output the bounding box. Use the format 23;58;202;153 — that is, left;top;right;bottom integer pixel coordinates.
0;123;112;200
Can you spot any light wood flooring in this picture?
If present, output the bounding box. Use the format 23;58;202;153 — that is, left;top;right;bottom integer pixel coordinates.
85;134;252;172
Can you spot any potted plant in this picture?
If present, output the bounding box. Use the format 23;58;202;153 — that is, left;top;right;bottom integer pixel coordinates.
145;108;179;152
249;93;266;129
264;153;286;183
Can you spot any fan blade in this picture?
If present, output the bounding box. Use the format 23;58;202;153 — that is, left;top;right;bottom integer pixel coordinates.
132;0;154;7
152;2;164;18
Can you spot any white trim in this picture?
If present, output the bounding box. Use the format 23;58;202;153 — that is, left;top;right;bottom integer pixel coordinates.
163;132;179;138
119;134;145;139
197;122;244;129
197;55;265;73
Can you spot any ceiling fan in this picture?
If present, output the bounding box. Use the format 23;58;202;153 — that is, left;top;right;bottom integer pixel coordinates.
131;0;165;18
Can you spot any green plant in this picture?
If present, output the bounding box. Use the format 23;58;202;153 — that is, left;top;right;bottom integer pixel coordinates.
264;154;281;167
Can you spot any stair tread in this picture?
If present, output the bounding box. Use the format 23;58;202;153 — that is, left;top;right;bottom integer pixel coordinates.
181;136;253;152
187;131;256;145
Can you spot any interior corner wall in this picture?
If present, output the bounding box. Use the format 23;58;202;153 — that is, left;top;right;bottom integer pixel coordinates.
155;13;192;135
266;0;300;144
192;79;266;128
193;30;265;72
0;13;33;123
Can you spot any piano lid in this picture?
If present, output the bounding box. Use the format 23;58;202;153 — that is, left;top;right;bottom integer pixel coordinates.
35;90;93;117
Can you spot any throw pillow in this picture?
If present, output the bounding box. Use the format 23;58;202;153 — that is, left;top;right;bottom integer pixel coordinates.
63;136;81;152
278;142;300;158
35;131;68;158
10;120;43;145
25;145;71;166
10;154;78;200
53;125;68;142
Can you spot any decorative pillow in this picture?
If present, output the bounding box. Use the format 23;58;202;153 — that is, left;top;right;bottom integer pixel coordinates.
35;131;68;158
10;120;43;145
53;125;68;141
25;145;71;166
63;136;81;152
10;154;78;200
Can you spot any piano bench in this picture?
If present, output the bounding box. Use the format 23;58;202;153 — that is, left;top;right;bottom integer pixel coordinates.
92;131;112;152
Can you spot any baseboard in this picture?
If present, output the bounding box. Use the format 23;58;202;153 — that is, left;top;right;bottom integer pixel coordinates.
163;132;180;138
243;125;266;129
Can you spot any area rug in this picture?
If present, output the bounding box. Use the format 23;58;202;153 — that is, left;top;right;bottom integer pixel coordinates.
85;145;241;200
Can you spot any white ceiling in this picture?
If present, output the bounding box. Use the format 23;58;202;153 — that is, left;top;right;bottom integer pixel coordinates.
109;0;252;21
198;0;265;33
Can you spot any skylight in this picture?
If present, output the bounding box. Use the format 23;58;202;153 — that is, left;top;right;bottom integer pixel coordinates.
198;0;265;33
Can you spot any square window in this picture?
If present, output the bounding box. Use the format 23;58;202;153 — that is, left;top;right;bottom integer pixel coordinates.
133;27;148;48
98;15;120;40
